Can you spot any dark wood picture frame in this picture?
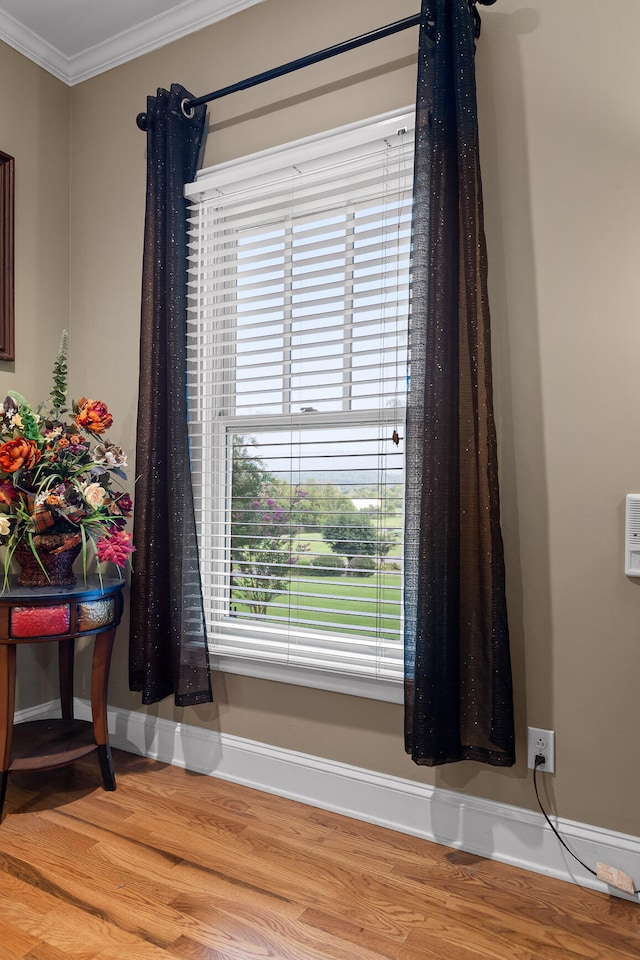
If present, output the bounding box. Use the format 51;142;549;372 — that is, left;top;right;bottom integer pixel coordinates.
0;151;14;362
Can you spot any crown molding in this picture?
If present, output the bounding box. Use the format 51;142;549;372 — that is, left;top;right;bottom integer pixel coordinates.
0;9;70;83
0;0;267;86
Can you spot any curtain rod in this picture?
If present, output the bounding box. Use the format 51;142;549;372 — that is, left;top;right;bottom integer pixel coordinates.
136;12;421;131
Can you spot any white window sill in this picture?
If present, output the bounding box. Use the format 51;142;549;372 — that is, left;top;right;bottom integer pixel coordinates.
209;653;404;703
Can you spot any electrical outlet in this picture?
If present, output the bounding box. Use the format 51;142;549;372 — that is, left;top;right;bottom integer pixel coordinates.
527;726;555;773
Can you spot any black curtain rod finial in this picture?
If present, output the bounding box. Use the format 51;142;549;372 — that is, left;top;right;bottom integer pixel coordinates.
468;0;497;39
136;112;148;131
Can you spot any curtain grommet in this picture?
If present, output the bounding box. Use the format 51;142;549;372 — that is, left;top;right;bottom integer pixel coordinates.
181;98;195;119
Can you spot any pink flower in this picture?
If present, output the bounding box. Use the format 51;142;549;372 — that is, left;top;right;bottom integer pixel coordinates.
96;529;135;568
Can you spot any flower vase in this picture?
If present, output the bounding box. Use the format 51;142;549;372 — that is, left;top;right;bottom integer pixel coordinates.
14;534;82;587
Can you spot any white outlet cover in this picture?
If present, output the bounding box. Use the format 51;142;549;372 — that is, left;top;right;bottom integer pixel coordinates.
527;726;555;773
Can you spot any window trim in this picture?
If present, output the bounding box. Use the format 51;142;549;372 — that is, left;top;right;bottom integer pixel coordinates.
210;653;403;703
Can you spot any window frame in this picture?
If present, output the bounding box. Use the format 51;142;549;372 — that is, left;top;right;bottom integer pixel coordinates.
185;108;414;702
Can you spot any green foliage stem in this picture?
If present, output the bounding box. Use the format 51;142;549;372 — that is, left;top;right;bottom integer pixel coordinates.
49;329;69;413
7;391;41;442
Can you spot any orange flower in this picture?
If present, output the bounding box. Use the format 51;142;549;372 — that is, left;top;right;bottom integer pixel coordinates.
0;438;41;473
57;436;70;448
75;399;113;435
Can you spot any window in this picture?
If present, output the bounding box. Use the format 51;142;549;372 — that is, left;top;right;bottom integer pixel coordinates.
185;109;414;701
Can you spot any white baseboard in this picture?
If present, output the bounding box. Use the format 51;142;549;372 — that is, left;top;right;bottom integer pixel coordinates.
15;700;60;722
16;699;640;902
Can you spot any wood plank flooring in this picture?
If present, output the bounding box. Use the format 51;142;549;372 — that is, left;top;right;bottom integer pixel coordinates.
0;749;638;959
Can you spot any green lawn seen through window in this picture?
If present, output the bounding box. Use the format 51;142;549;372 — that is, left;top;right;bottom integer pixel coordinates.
231;566;402;640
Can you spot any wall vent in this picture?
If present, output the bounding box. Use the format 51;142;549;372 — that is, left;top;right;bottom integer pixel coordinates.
624;495;640;576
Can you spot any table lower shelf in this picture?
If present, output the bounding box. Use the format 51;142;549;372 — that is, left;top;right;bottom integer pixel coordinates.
9;719;99;772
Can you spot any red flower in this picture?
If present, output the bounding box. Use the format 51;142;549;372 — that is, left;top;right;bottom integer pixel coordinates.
0;438;41;473
0;479;16;503
75;399;113;435
96;529;135;568
109;492;133;517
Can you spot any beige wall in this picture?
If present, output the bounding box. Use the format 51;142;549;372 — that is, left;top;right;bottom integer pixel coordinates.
0;41;71;706
0;43;71;386
6;0;638;838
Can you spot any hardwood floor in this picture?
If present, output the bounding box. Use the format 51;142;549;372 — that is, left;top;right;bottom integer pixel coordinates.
0;749;638;960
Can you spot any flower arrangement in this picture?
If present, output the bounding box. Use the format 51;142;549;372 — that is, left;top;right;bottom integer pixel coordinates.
0;332;135;585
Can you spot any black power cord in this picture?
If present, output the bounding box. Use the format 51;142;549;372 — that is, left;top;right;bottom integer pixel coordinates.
532;754;640;896
532;754;597;879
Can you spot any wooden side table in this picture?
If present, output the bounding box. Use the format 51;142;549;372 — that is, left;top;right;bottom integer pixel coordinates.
0;576;124;821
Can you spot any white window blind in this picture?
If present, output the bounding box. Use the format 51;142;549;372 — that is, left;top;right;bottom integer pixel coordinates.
186;110;414;693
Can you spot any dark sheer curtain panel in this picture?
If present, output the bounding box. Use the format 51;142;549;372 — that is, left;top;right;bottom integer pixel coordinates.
404;0;515;766
130;83;213;707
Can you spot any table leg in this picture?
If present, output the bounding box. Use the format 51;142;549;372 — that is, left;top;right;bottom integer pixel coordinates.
0;644;17;821
58;637;75;721
91;627;116;791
